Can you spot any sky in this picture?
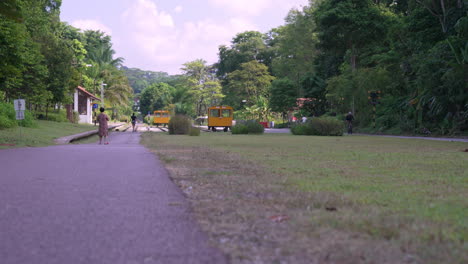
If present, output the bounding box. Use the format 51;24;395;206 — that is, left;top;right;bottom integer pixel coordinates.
60;0;309;75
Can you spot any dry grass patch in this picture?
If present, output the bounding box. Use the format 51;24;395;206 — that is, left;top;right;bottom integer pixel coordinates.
141;132;467;264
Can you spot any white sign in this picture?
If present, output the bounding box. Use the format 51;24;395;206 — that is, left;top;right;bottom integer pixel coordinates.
14;99;25;111
16;110;25;120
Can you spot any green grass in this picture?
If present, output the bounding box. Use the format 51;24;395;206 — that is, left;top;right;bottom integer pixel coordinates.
0;120;97;148
142;132;468;263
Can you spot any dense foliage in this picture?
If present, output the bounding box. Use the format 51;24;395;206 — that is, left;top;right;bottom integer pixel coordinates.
210;0;467;134
2;0;466;134
0;102;35;128
0;0;133;124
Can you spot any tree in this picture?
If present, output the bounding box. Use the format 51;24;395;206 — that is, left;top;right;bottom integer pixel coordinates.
269;78;297;114
225;60;275;108
271;6;318;85
139;83;174;116
216;31;273;79
314;0;388;71
181;59;224;117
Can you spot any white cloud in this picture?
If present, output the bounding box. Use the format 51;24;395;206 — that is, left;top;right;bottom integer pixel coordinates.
121;0;258;74
122;0;174;30
71;19;113;35
209;0;269;15
209;0;308;16
174;5;183;13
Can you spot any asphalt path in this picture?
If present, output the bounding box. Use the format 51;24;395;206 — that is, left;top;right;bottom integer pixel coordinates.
0;132;227;264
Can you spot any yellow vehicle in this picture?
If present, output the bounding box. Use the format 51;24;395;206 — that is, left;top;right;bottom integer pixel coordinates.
153;110;170;127
208;106;233;132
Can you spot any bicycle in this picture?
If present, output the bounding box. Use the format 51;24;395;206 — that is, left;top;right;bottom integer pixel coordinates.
347;120;353;134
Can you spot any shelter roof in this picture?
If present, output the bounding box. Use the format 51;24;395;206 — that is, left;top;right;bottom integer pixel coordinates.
76;86;100;101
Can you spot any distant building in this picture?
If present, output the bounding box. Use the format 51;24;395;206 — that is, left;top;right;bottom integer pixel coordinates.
66;86;100;124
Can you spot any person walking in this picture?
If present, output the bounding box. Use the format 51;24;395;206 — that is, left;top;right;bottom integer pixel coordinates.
97;107;109;144
131;113;137;132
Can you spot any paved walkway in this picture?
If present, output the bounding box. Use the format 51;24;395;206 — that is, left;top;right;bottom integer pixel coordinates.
0;132;226;264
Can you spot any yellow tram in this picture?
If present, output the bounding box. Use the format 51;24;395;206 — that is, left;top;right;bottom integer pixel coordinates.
153;110;170;127
207;106;233;132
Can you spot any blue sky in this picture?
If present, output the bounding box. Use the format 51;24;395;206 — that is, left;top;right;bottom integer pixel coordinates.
60;0;309;74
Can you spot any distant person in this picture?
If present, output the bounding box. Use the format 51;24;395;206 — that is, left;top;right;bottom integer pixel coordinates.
345;111;354;134
131;113;137;132
302;116;307;123
97;107;109;144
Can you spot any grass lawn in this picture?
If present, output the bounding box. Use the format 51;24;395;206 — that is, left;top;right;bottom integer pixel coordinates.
0;120;97;149
141;132;468;264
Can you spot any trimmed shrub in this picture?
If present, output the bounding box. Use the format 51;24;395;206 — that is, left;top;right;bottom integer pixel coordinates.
189;126;201;136
290;123;312;135
168;115;191;135
274;122;289;128
291;117;344;136
232;120;264;134
231;124;249;134
310;117;343;136
245;120;264;134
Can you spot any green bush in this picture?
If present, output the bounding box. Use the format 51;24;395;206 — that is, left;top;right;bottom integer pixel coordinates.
0;102;36;128
37;111;69;122
168;115;191;135
119;115;130;123
290;123;313;135
232;120;264;134
231;124;249;134
189;126;201;136
274;122;289;128
310;117;343;136
18;110;37;128
245;120;264;134
0;102;17;129
291;117;344;136
0;115;16;129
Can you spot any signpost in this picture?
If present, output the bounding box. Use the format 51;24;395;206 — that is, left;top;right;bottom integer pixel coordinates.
14;99;26;140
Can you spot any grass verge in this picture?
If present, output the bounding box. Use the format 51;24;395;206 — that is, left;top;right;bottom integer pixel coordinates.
0;120;96;149
141;132;468;264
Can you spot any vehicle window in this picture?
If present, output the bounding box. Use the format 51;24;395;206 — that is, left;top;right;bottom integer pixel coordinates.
155;113;161;117
222;109;231;117
163;113;169;117
210;109;220;117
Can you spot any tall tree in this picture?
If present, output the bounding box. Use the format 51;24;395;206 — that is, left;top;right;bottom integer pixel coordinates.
139;82;174;116
181;59;224;117
216;31;273;79
225;60;275;108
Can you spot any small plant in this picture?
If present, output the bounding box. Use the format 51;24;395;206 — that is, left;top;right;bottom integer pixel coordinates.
189;126;201;136
168;115;191;135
